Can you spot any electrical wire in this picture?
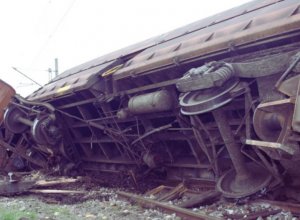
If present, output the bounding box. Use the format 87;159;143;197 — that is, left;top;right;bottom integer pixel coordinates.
12;67;42;87
31;0;77;66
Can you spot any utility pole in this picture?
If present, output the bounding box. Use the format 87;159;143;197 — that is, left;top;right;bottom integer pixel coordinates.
54;58;59;77
48;68;52;81
48;58;59;82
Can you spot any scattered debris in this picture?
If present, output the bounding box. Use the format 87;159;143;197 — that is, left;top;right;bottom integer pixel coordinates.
157;183;187;202
0;172;83;196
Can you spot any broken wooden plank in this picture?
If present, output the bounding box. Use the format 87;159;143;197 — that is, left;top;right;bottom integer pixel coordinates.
158;183;187;202
29;189;86;194
145;185;167;197
35;177;81;187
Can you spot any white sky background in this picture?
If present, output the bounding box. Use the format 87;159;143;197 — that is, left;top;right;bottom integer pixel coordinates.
0;0;250;96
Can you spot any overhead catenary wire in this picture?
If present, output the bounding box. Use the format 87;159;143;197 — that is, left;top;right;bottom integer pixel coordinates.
30;0;77;66
16;82;35;88
13;67;49;72
12;67;42;87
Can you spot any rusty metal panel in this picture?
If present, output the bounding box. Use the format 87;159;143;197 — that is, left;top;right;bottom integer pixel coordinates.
28;60;115;101
113;0;300;80
0;80;15;121
156;0;281;43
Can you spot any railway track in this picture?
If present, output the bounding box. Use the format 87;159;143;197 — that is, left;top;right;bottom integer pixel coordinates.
117;189;300;220
0;172;299;219
118;191;219;220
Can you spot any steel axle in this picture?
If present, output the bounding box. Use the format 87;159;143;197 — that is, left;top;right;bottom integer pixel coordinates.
213;108;272;198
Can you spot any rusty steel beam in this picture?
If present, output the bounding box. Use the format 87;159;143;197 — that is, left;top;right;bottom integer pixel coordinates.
0;139;47;169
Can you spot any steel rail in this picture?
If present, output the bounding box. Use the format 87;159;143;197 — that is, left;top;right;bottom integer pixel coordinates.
117;191;223;220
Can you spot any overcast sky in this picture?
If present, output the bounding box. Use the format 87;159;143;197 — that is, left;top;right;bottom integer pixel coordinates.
0;0;250;96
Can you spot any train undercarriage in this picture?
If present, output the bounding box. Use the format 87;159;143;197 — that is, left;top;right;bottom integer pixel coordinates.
1;0;300;200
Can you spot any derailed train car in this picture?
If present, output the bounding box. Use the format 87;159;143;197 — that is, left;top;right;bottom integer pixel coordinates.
1;0;300;199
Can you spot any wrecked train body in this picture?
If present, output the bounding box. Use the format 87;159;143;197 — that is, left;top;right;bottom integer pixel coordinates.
1;0;300;198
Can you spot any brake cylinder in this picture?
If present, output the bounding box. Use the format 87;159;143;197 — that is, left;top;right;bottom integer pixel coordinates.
128;90;173;114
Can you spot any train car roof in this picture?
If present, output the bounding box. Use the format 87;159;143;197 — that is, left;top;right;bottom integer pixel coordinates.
28;0;300;101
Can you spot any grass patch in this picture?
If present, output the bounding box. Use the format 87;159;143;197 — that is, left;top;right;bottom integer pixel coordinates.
0;208;37;220
49;206;73;219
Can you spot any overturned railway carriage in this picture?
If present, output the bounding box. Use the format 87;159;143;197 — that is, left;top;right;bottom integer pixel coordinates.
1;0;300;198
